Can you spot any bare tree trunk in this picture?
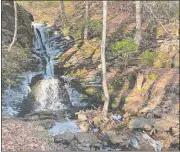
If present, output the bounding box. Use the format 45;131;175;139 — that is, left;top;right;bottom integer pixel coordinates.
101;1;110;116
8;0;17;52
59;0;67;27
84;1;89;40
134;1;142;48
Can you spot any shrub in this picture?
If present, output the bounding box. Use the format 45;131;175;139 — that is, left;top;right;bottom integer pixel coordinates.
88;20;102;38
141;50;156;66
111;39;138;68
111;39;138;54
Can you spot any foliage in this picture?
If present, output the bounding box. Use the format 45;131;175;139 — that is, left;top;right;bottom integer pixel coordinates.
2;46;31;87
153;53;170;68
18;1;59;24
111;39;138;57
147;73;158;81
111;39;138;69
157;27;165;39
88;20;103;38
111;75;124;90
141;50;157;66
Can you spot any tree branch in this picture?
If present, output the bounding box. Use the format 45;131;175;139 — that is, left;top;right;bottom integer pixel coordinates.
144;2;169;34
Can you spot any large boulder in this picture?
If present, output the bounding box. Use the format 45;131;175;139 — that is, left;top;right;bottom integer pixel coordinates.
54;132;101;151
2;1;34;48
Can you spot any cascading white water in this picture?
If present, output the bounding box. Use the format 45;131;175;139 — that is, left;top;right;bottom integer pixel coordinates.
33;79;66;111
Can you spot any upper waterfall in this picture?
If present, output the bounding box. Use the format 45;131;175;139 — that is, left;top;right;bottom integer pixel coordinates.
33;23;63;78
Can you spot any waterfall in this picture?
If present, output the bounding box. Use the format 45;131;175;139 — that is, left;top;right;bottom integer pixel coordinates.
33;23;54;77
31;23;65;110
2;22;85;117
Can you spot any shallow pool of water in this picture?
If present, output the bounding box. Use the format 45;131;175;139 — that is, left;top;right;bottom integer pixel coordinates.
48;121;80;136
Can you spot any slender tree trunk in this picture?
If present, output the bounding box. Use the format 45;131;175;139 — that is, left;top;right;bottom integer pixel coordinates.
59;0;67;27
8;0;17;52
101;1;110;116
84;1;89;40
135;1;142;48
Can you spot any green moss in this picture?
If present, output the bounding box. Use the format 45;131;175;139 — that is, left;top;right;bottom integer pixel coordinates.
157;27;165;39
62;27;69;37
85;88;97;95
147;73;158;81
74;68;87;77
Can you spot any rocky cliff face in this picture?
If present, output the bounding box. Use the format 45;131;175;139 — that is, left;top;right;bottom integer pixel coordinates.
2;1;34;48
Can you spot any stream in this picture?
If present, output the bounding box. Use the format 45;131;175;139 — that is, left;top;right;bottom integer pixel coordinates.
2;23;87;135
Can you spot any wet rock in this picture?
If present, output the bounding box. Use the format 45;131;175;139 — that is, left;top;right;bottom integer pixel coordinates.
39;119;55;129
105;131;128;144
29;74;44;87
54;132;75;144
24;111;56;121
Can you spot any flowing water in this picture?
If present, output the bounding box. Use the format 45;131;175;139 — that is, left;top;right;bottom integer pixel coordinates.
2;23;86;120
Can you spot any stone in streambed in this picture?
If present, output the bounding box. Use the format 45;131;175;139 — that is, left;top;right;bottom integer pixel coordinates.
39;119;55;129
105;131;129;144
24;111;56;121
78;121;89;132
54;132;75;144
